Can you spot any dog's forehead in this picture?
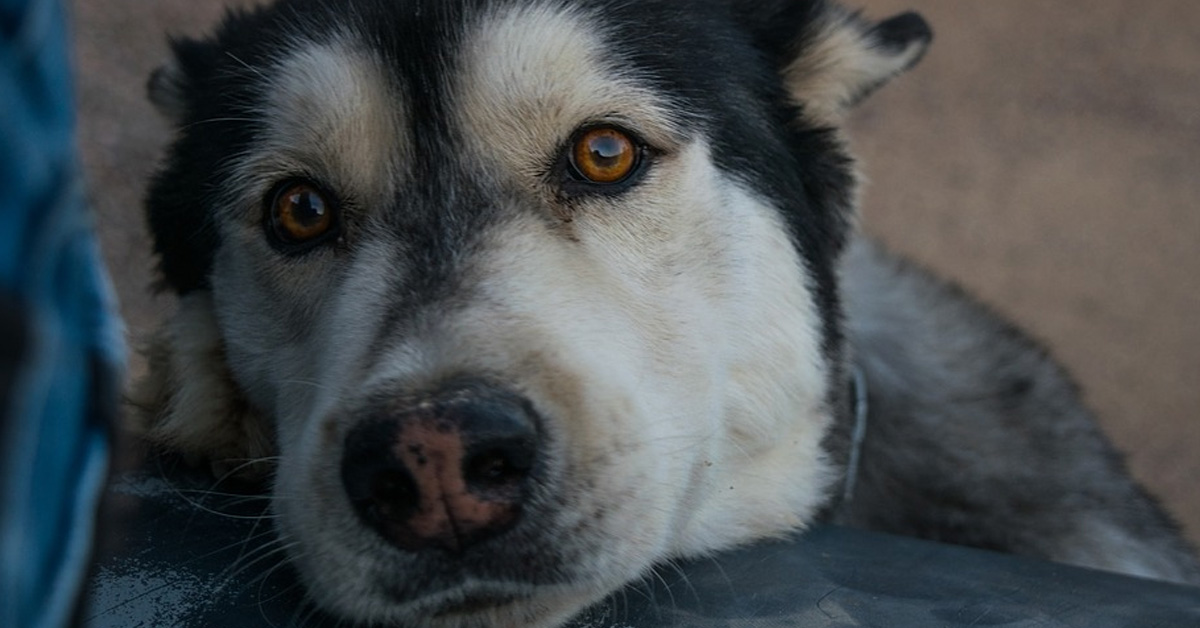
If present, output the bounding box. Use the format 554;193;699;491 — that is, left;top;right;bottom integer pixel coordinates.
154;0;856;297
229;0;706;199
243;38;402;204
451;3;685;174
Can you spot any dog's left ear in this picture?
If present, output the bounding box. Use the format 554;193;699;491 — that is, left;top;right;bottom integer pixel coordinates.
737;1;932;124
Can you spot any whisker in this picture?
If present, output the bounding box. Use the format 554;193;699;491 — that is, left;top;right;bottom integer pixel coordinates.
225;51;266;78
253;571;305;607
174;496;280;521
170;486;274;500
179;116;259;130
290;594;331;628
658;557;701;607
234;503;283;568
219;538;298;587
646;564;679;616
211;456;281;486
701;553;735;599
279;378;341;394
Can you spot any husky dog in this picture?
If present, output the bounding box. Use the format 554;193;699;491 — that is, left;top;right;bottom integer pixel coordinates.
134;0;1200;625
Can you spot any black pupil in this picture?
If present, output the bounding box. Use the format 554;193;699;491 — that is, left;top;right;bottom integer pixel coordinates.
589;135;625;166
287;189;325;227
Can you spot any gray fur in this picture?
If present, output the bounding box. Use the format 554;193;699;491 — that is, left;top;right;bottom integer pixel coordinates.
834;237;1200;583
136;1;1200;626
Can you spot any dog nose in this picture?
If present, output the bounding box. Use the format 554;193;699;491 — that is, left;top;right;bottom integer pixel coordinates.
340;380;540;553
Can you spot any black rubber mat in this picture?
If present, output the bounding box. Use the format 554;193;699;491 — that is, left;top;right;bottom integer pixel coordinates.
85;463;1200;627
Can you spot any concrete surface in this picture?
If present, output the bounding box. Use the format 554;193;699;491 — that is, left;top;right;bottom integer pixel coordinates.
71;1;1200;544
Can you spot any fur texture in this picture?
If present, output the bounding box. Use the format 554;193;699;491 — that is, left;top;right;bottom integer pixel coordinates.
134;1;1199;626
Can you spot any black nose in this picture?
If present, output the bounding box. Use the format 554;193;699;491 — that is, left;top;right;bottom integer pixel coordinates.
340;379;541;553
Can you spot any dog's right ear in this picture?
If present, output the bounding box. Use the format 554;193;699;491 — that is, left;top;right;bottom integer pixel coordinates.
147;37;219;123
736;1;933;125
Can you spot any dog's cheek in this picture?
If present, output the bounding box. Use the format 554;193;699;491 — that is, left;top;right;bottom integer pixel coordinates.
669;184;838;555
572;146;839;554
206;236;340;437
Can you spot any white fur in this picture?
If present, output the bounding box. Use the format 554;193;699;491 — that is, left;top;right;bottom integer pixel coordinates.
454;2;686;187
223;36;404;231
260;8;839;619
784;9;929;125
139;3;924;626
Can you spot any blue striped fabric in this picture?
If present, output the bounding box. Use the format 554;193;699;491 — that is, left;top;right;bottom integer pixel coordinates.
1;1;124;627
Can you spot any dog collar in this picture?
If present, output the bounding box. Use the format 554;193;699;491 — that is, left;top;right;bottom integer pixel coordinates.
841;365;869;503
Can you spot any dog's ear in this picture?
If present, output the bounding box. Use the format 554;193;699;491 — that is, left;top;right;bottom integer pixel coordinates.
147;59;188;123
737;1;932;124
147;37;220;123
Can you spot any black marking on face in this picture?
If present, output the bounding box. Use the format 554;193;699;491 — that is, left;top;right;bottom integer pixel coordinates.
147;0;856;291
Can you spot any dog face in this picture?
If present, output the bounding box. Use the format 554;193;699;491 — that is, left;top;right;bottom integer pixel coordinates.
140;1;929;625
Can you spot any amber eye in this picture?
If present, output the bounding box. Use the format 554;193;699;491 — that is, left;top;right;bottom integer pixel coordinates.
568;126;640;185
267;180;337;247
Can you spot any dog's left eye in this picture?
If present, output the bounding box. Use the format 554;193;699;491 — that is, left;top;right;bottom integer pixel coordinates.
265;179;339;250
565;126;645;189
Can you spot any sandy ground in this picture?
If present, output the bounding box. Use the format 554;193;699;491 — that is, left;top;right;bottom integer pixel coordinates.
71;1;1200;544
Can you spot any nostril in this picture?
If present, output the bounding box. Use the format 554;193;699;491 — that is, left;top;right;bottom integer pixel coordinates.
343;457;420;523
369;467;418;521
341;417;421;524
471;451;513;481
465;442;534;490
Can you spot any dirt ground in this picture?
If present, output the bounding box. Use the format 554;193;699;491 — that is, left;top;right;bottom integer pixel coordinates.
71;1;1200;545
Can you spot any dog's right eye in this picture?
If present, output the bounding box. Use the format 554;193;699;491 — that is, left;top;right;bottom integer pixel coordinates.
265;179;340;251
559;124;649;196
569;127;639;184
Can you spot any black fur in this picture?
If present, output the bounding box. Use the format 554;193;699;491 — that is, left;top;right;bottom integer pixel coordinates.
141;2;1200;624
145;0;858;362
144;4;872;459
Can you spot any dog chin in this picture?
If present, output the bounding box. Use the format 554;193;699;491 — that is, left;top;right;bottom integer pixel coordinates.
320;582;598;628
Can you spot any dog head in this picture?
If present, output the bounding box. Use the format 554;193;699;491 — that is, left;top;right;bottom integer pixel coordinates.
139;1;929;625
